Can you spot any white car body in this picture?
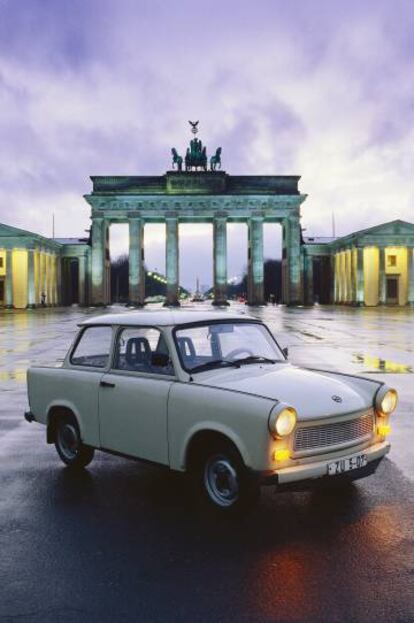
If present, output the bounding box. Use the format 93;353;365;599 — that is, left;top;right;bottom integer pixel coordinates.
26;310;393;490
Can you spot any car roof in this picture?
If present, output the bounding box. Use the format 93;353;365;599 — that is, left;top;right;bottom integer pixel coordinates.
79;309;257;327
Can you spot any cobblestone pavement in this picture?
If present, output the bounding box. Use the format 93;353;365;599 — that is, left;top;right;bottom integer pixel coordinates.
0;304;413;622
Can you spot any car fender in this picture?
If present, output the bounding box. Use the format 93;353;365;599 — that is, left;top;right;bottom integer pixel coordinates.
46;400;84;439
180;420;252;472
167;382;274;472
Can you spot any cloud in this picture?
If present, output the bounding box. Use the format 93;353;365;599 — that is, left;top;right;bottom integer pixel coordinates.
0;0;413;288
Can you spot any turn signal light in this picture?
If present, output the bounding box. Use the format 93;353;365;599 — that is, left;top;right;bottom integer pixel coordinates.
377;424;391;436
273;448;291;462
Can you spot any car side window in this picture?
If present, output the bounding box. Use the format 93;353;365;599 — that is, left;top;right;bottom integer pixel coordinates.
114;327;174;376
71;326;113;368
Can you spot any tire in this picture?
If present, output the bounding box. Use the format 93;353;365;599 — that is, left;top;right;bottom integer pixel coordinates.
54;414;95;469
194;441;260;514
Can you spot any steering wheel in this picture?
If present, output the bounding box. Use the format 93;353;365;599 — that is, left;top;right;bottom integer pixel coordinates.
226;347;254;360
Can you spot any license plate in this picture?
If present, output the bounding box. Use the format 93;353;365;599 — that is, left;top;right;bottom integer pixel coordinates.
328;453;367;476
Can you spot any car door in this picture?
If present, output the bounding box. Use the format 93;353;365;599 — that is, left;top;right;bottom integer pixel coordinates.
67;324;114;447
98;326;174;465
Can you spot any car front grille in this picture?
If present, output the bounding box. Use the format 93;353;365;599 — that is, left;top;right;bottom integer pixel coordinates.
293;410;375;454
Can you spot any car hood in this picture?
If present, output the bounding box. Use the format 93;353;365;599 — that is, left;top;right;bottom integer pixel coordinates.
195;364;371;420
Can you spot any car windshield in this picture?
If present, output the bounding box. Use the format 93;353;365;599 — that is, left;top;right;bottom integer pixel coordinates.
175;321;284;373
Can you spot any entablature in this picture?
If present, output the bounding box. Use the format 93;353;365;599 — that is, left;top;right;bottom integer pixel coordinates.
90;172;302;196
85;193;306;223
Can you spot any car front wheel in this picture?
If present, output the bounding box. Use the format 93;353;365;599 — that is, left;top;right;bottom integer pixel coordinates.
54;415;94;469
196;442;259;514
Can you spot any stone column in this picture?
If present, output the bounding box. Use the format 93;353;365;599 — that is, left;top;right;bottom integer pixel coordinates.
408;247;414;305
91;217;107;305
128;218;145;306
42;250;48;305
331;254;336;304
27;249;36;308
78;255;86;306
378;247;386;304
165;216;180;306
356;247;364;305
213;216;229;306
5;249;13;308
56;255;62;305
304;252;314;305
285;216;303;305
247;217;265;305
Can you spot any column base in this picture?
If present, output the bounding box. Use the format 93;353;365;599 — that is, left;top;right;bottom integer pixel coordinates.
26;304;36;309
246;301;267;307
212;300;230;306
163;300;181;307
5;305;14;309
127;300;146;308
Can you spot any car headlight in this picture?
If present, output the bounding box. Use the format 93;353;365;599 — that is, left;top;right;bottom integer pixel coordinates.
375;387;398;417
269;405;297;438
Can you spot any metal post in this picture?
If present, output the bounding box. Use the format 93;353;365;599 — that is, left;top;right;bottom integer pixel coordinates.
213;216;229;305
165;216;180;306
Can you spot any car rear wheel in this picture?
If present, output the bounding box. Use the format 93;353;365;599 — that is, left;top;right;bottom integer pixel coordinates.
195;441;259;514
54;415;94;468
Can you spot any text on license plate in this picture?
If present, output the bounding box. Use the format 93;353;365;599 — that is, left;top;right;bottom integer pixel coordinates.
328;453;367;476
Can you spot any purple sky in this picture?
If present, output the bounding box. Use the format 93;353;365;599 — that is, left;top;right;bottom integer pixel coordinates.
1;0;414;288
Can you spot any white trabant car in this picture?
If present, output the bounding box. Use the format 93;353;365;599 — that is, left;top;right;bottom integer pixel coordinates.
26;311;397;512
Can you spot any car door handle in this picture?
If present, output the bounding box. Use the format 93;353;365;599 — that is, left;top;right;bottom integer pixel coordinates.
100;380;115;388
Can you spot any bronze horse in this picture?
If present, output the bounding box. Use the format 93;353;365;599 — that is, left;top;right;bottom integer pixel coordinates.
210;147;222;171
171;148;183;172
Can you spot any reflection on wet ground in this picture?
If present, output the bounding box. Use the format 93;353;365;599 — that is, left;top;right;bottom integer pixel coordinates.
1;304;414;622
353;353;412;373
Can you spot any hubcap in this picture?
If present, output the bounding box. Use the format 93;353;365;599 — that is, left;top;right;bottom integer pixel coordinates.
204;455;239;507
58;423;79;460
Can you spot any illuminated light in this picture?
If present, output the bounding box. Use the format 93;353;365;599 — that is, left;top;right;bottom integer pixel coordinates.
377;424;391;436
275;408;297;438
380;389;398;415
273;448;290;462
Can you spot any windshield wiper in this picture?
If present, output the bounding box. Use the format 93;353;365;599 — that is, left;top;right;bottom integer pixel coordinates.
232;355;278;366
190;359;241;373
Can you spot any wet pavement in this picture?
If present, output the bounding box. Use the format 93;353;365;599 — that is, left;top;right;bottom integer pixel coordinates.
0;304;413;622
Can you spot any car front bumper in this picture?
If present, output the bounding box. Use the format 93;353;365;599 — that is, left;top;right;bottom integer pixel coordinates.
260;441;390;490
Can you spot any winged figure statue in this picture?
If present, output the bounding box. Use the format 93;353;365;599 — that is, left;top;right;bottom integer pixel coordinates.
188;120;199;135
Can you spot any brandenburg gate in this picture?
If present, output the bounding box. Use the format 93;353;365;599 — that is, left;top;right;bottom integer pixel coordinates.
84;126;307;306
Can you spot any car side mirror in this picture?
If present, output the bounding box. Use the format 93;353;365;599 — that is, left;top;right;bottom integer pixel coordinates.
151;353;170;367
282;347;289;359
